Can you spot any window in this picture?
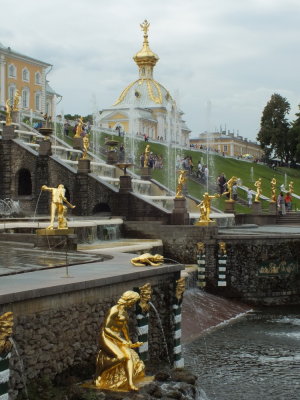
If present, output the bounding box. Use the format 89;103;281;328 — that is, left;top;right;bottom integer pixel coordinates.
223;145;228;152
8;85;15;103
22;68;29;82
8;64;16;78
46;101;51;115
35;71;41;85
22;88;30;108
35;92;41;111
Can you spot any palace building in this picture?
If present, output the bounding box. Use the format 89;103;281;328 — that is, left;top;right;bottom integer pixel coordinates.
0;43;61;118
190;131;263;159
98;20;191;146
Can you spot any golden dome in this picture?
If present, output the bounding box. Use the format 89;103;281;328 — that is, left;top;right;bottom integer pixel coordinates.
133;20;159;68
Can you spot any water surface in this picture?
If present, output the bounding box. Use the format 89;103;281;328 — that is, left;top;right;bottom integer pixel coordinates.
184;306;300;400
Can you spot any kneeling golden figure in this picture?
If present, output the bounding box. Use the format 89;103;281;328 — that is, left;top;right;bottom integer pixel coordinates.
95;291;144;391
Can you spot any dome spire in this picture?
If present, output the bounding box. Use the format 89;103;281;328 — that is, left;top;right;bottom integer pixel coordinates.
133;19;159;79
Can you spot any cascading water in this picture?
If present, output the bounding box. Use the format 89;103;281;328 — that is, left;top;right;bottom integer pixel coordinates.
148;301;171;366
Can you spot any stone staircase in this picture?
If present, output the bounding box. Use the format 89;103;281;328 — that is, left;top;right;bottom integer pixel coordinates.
276;211;300;225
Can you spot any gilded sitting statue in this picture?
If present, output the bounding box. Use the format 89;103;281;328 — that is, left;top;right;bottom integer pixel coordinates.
95;291;144;391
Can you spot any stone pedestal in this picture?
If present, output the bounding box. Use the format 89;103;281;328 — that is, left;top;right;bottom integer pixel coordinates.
141;167;151;180
73;136;83;151
269;202;277;214
119;175;132;193
78;158;91;174
2;125;16;140
39;139;52;156
170;197;189;225
251;201;262;214
107;150;118;165
35;228;77;250
224;200;235;214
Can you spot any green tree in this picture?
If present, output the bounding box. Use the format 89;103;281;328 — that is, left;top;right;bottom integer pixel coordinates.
290;105;300;164
257;93;291;163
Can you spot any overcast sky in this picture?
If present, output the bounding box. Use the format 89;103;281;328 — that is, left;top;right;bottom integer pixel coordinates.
1;0;300;141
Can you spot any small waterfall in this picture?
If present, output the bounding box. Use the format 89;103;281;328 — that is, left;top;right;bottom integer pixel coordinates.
97;225;120;241
182;288;251;343
148;301;171;366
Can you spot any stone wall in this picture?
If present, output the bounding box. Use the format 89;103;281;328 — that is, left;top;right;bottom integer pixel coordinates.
207;235;300;305
0;138;171;221
123;221;218;264
0;270;181;399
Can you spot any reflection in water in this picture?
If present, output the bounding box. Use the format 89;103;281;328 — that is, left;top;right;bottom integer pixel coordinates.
0;242;104;276
183;305;300;400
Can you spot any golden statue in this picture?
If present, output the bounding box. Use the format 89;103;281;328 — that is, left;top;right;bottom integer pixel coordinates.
5;99;12;126
81;135;90;159
289;181;294;194
138;283;152;313
131;253;164;267
224;176;238;201
254;178;262;202
175;170;187;198
74;116;84;138
13;90;20;111
195;192;220;225
95;291;145;391
41;184;75;230
175;277;186;302
143;144;150;168
271;177;277;202
0;312;13;356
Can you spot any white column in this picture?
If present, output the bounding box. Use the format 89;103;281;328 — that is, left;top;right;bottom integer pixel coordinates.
0;54;6;107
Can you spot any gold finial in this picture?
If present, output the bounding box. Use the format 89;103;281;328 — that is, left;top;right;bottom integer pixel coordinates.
5;99;12;126
140;19;150;36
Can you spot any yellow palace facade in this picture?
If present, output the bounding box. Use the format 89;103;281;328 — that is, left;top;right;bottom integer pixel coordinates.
98;20;191;146
190;131;263;159
0;42;60;117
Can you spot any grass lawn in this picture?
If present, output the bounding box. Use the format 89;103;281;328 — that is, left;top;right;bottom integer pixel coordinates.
70;130;300;213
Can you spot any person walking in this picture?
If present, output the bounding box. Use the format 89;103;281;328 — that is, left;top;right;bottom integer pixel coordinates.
284;192;292;212
277;192;286;215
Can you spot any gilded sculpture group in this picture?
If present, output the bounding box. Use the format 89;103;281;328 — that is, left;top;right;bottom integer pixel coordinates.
94;278;185;391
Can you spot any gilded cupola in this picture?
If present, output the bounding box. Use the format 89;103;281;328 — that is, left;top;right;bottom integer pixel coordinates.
133;20;159;79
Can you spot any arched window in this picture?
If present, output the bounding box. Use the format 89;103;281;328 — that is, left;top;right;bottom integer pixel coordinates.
35;92;41;111
35;71;41;85
17;169;32;196
8;64;16;78
92;203;111;214
22;88;30;108
8;85;15;104
22;68;29;82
